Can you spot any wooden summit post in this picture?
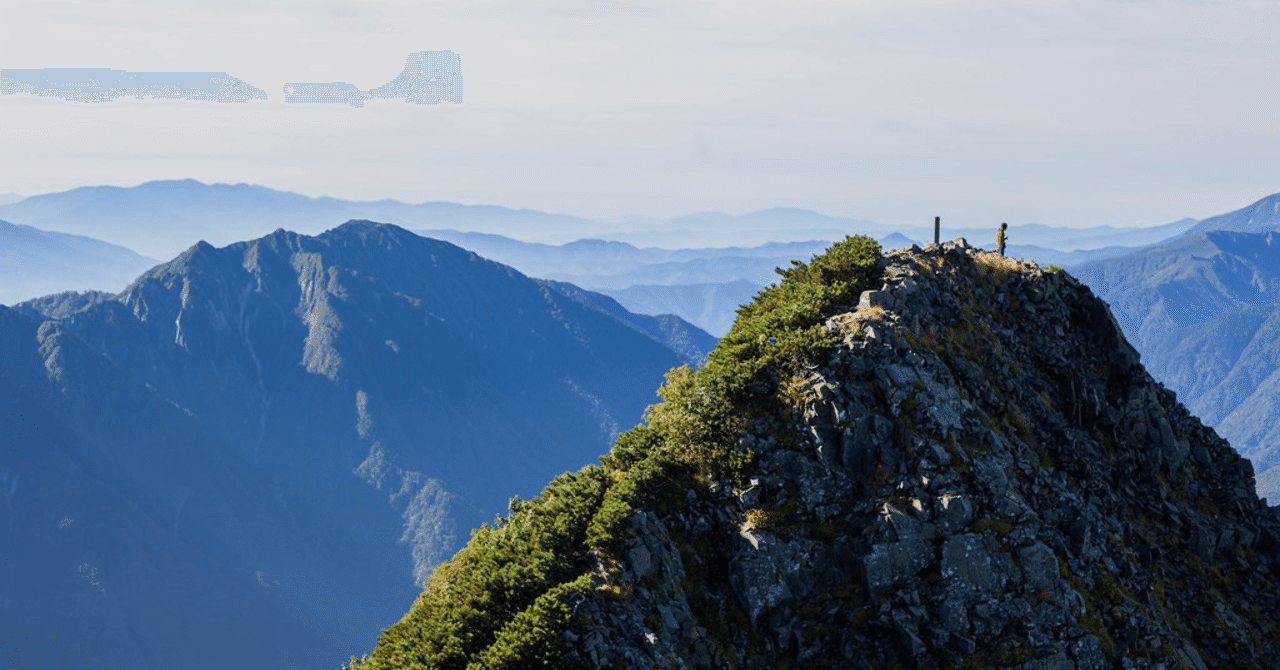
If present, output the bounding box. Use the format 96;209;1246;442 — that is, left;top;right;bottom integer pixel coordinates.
934;216;940;245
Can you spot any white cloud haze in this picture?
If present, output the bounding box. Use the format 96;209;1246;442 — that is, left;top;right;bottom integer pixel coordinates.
2;0;1279;230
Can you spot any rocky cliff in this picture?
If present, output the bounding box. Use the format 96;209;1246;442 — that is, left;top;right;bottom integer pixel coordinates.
1074;231;1280;498
348;238;1280;669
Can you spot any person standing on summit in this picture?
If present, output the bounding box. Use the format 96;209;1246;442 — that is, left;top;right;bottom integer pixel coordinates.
997;222;1008;257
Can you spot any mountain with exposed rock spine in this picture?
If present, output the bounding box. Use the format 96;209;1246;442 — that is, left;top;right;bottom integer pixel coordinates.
346;237;1280;669
1;221;711;669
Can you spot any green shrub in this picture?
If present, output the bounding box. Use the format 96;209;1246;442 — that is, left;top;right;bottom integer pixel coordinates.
348;236;882;668
467;575;594;670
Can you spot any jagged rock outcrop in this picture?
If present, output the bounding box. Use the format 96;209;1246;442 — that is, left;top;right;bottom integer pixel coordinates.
348;237;1280;670
569;240;1280;669
1073;230;1280;496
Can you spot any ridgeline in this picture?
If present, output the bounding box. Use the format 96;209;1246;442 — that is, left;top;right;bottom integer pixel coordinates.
348;237;1280;669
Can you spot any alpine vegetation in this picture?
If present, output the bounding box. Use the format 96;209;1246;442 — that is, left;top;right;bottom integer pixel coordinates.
346;237;1280;669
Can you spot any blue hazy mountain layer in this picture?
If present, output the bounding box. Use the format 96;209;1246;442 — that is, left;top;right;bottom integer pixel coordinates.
417;229;1129;336
0;179;1202;261
0;180;605;259
2;221;696;668
417;229;835;280
603;210;1198;251
600;279;764;338
284;51;462;107
1075;230;1280;500
0;304;355;668
1;219;159;305
0;68;267;103
536;278;717;365
1180;192;1280;237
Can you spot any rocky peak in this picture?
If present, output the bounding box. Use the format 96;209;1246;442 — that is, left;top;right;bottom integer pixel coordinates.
348;238;1280;670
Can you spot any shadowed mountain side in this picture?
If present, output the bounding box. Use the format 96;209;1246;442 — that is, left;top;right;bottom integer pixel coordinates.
0;306;357;669
21;221;686;562
1;219;159;305
1075;231;1280;476
9;221;691;667
600;280;763;338
1076;231;1280;342
535;279;715;366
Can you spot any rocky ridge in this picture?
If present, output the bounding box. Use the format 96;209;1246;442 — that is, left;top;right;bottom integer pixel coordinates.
347;238;1280;670
567;240;1280;669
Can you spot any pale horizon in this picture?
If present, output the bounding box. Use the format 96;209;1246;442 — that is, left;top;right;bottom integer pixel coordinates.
0;176;1248;235
3;0;1279;232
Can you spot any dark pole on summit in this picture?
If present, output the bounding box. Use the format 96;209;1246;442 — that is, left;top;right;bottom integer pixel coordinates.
934;217;940;245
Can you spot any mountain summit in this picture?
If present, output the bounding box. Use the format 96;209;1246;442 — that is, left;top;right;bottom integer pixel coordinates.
347;238;1280;669
2;221;707;668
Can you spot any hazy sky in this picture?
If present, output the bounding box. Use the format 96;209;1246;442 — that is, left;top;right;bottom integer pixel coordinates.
2;0;1279;229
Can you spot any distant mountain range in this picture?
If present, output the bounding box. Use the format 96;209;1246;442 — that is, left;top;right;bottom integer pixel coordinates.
0;179;1204;260
1180;192;1280;237
0;180;603;259
1;221;711;668
414;226;1198;336
0;180;1239;337
7;181;1280;665
1;218;159;305
601;280;762;339
1075;230;1280;502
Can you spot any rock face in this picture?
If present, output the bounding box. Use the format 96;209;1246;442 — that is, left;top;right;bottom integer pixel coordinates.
567;241;1280;668
1073;231;1280;495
